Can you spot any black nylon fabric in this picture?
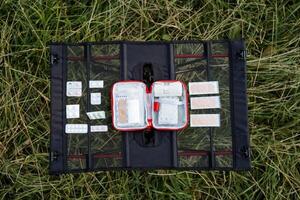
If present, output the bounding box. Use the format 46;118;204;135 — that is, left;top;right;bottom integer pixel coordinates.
49;40;250;174
50;45;65;173
229;39;250;170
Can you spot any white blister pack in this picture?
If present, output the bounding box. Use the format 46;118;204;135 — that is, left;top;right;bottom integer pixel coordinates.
90;125;108;132
87;111;105;120
65;124;88;134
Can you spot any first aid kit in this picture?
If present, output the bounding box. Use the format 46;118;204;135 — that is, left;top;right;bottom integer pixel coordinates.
111;81;188;131
50;40;250;173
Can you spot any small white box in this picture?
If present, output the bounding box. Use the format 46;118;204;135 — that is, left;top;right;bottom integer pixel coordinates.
66;104;80;119
91;93;101;105
89;80;104;88
66;81;82;97
153;82;182;97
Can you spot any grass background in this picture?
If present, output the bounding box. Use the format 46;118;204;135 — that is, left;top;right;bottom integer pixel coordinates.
0;0;300;199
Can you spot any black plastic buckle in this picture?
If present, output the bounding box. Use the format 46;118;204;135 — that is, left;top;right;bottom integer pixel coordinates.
240;146;250;158
51;54;59;64
237;50;246;60
50;151;59;162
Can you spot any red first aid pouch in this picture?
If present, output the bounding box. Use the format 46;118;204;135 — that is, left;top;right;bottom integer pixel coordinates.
111;80;188;131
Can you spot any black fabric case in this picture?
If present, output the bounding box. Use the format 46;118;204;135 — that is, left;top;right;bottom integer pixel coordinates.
49;40;250;174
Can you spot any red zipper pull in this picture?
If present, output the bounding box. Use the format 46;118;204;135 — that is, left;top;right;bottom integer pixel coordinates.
153;101;160;112
147;119;153;129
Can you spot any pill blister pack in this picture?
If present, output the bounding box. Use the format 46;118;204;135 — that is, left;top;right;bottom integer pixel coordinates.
66;124;88;134
65;80;107;134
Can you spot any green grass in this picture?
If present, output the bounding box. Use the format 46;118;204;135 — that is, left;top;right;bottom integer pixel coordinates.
1;0;300;199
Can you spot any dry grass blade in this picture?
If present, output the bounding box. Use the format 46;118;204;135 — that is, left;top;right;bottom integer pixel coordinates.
0;0;299;199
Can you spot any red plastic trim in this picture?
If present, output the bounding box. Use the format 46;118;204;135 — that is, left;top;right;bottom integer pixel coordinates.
67;154;85;160
93;152;122;159
178;149;232;157
67;152;123;160
67;56;84;61
92;55;119;60
175;54;228;59
178;150;208;157
147;119;153;127
67;54;119;61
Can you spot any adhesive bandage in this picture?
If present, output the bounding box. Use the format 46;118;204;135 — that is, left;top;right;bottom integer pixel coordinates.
190;114;220;127
188;81;219;95
190;96;221;110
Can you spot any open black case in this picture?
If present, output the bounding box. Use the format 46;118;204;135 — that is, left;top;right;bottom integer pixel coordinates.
50;40;250;174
